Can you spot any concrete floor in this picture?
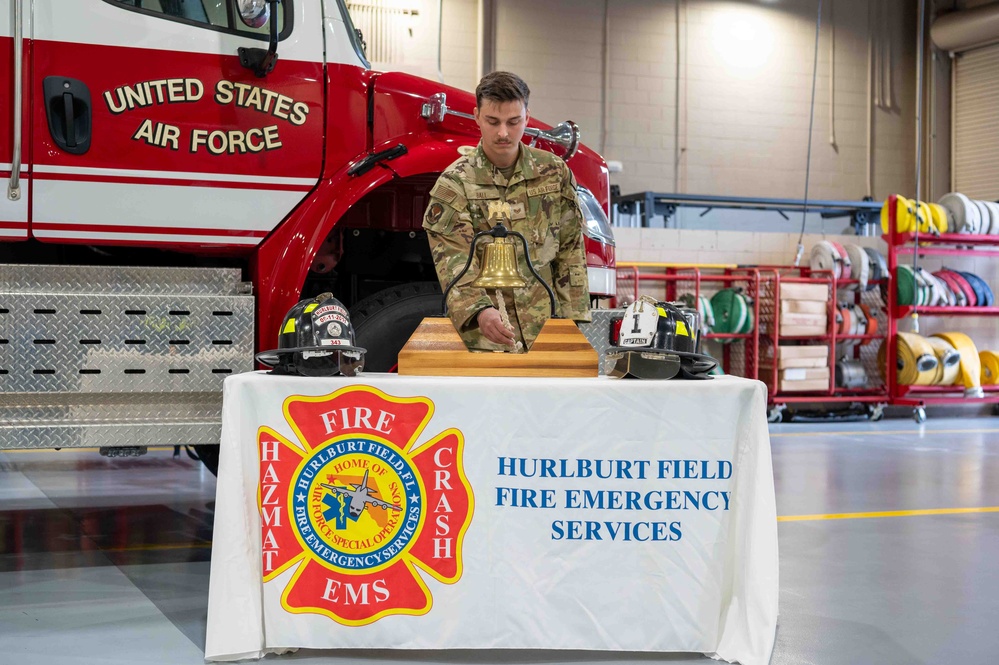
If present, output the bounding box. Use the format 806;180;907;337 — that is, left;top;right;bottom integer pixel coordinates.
2;418;998;664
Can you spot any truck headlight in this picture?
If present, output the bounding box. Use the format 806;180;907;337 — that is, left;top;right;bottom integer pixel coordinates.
577;186;616;246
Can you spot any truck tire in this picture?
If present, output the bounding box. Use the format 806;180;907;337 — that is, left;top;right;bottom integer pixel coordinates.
350;282;444;372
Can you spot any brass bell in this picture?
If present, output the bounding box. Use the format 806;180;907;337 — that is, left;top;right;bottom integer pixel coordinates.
470;236;529;289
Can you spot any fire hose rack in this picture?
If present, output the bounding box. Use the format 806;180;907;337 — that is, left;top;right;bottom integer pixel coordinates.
615;263;887;423
883;194;999;424
609;193;999;423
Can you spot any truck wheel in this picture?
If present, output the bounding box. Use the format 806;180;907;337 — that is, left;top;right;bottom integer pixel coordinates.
350;282;443;372
191;444;219;476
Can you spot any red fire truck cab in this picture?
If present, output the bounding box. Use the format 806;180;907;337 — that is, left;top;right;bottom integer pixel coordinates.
0;0;616;470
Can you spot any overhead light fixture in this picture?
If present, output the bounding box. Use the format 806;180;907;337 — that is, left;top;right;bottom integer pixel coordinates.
710;5;775;71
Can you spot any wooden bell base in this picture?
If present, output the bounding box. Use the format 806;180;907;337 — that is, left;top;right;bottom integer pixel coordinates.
397;317;598;377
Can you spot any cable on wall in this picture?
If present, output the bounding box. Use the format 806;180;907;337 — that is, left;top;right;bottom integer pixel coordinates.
910;0;927;333
793;0;824;266
829;0;837;150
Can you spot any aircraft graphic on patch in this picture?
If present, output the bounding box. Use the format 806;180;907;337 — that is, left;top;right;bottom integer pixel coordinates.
320;469;402;519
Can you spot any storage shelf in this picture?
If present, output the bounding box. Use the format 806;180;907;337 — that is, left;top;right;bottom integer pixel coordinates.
769;393;886;404
836;334;885;340
894;306;999;317
883;194;999;417
777;335;832;341
885;232;999;247
895;393;999;406
836;279;888;287
895;246;999;258
902;384;999;393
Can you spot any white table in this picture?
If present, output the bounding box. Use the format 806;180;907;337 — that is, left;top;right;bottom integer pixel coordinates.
205;373;778;665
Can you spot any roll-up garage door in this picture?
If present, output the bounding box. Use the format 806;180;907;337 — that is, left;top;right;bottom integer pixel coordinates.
954;43;999;200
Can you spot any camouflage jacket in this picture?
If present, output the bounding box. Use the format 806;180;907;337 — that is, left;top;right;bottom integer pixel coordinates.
423;142;591;352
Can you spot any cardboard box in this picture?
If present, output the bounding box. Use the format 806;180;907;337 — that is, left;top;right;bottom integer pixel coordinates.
780;312;827;327
781;300;827;314
781;367;830;381
779;283;828;300
778;345;828;358
777;356;828;369
780;324;828;337
779;378;829;392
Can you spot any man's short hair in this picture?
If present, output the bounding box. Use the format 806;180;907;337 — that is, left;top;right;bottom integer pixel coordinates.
476;71;530;109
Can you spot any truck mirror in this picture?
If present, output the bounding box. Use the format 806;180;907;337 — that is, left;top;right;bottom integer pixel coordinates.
237;0;280;77
355;29;368;57
236;0;269;28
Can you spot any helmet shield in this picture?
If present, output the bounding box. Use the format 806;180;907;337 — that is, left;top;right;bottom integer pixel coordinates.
608;296;716;379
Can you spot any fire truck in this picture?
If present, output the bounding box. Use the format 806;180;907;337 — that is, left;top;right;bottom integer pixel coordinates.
0;0;616;473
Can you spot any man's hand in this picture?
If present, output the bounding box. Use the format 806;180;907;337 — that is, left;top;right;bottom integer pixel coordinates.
477;308;516;346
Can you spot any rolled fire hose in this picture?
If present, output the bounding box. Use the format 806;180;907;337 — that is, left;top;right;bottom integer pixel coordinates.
928;202;950;234
974;200;992;234
710;289;748;342
896;265;916;306
845;244;870;291
696;294;715;336
881;195;907;233
961;271;994;306
940;192;979;234
986;201;999;235
858;303;878;345
866;247;888;299
830;241;852;276
979;350;999;386
838;304;852;335
925;336;961;386
894;332;939;386
932;332;984;397
933;271;961;306
810;241;843;278
881;195;940;235
914;200;936;234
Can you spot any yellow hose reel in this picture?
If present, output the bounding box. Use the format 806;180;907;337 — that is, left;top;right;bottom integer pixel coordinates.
881;195;944;235
980;350;999;386
933;332;984;397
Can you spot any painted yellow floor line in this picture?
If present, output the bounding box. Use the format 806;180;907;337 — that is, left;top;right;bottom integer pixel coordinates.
771;428;999;438
778;506;999;522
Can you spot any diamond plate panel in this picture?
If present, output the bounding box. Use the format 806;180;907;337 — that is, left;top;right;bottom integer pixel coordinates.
3;423;221;449
0;265;252;449
0;264;250;295
0;393;222;449
0;293;253;392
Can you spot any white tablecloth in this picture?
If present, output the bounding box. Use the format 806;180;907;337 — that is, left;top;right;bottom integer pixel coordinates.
205;373;777;664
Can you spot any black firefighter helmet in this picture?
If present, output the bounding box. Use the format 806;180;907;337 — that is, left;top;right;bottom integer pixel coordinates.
606;296;716;379
256;293;366;377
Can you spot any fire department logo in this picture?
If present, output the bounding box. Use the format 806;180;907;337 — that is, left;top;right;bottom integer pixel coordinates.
258;386;473;625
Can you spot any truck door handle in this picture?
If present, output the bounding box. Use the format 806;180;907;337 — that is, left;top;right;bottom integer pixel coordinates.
43;77;92;155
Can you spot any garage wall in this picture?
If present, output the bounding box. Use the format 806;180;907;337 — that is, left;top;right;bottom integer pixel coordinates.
508;0;915;201
376;0;919;202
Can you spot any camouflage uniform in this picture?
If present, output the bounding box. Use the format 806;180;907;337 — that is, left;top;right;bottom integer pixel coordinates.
423;142;591;352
